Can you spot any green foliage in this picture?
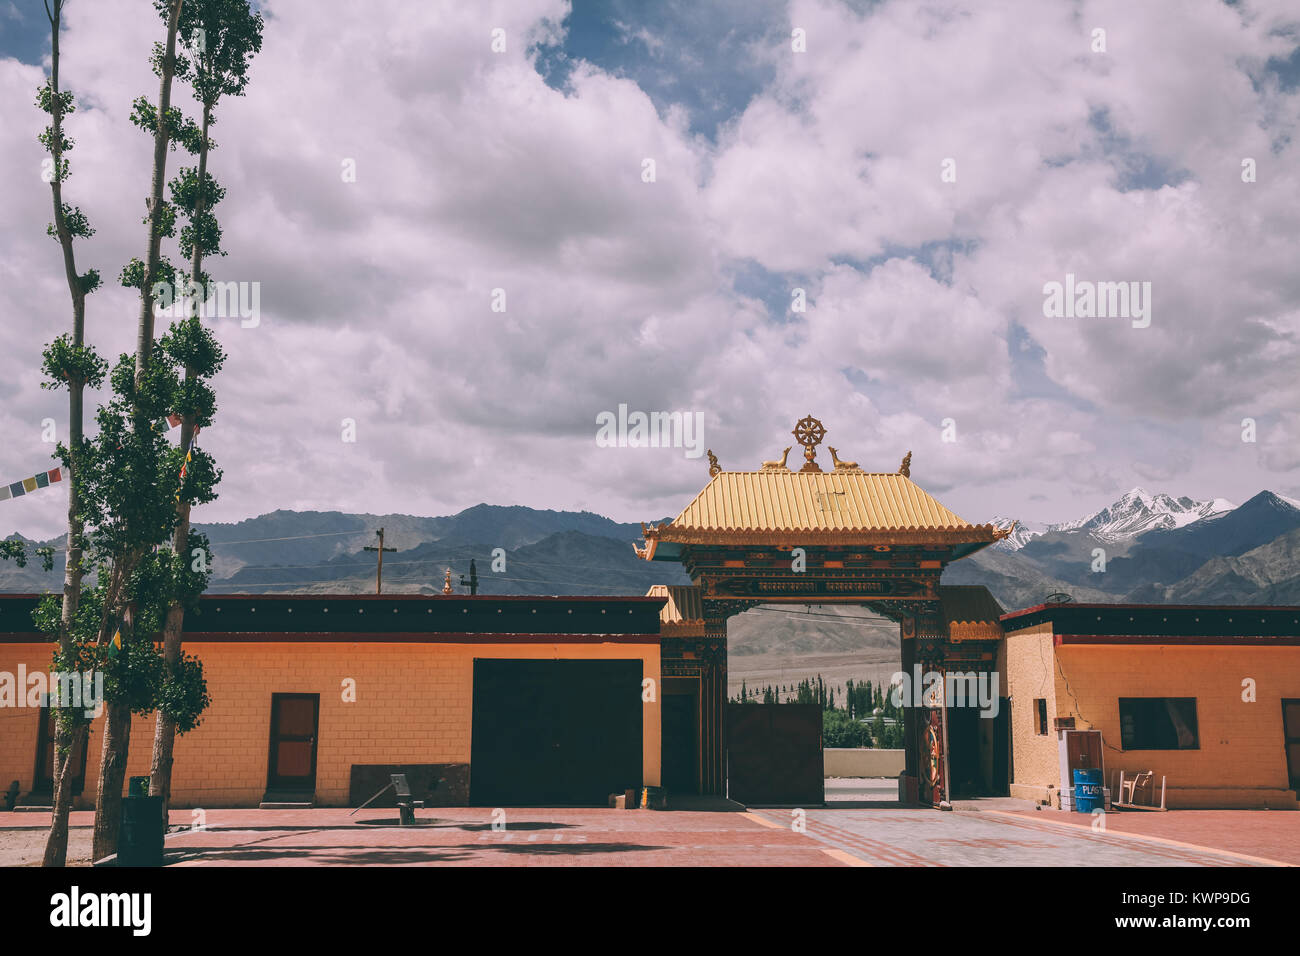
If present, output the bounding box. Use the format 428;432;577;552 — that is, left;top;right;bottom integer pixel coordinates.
38;125;73;158
41;334;108;390
823;709;874;748
155;652;210;733
1;540;34;569
177;0;265;108
36;82;76;118
128;96;205;154
119;254;179;293
47;203;94;240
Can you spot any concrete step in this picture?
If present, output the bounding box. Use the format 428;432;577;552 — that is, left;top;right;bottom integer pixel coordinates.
260;791;315;809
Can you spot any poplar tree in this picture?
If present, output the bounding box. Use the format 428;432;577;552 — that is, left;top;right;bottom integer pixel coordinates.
149;0;263;827
90;0;189;861
36;0;105;868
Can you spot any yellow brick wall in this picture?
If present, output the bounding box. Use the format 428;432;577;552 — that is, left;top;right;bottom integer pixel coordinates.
0;640;661;808
1005;623;1059;801
1050;643;1298;806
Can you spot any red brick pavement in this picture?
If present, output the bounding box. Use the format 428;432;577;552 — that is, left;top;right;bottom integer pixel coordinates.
995;808;1300;866
3;806;1294;867
155;808;843;867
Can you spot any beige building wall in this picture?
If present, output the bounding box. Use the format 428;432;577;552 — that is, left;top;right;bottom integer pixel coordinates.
1005;623;1060;803
1007;632;1300;809
0;640;661;808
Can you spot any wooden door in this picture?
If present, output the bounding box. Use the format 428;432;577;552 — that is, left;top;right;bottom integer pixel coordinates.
470;660;642;806
267;694;319;792
726;703;824;806
1067;730;1103;771
1283;700;1300;792
33;707;87;795
661;680;699;796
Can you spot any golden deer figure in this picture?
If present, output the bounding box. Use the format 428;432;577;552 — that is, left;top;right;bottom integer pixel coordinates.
761;446;791;470
828;447;858;470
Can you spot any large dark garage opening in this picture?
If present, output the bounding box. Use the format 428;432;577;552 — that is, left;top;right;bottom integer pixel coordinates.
470;659;644;806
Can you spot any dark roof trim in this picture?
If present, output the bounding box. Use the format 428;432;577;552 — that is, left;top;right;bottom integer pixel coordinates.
0;593;668;638
0;631;659;646
1001;603;1300;639
1056;633;1300;647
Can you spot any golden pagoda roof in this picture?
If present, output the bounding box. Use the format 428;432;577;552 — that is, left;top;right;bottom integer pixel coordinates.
939;585;1006;642
640;470;1003;548
646;584;706;636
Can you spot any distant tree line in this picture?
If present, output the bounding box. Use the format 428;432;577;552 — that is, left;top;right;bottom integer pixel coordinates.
731;675;906;748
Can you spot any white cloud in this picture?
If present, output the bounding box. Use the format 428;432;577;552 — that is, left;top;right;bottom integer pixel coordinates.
1;0;1298;542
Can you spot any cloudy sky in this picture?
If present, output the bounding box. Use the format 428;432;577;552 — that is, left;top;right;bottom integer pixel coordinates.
1;0;1298;541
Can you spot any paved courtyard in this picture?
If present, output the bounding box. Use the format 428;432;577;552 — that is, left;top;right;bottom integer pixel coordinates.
3;802;1292;866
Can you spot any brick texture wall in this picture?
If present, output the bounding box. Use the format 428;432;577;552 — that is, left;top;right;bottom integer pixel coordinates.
0;639;660;808
1008;631;1300;808
1005;623;1059;800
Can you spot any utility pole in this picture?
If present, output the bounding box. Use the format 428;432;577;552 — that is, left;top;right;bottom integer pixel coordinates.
460;558;479;596
363;528;396;594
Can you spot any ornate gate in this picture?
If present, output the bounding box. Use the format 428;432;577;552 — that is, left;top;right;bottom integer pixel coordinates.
637;416;1008;799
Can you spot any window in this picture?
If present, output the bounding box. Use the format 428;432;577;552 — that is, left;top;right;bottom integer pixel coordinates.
1035;698;1048;735
1118;698;1199;750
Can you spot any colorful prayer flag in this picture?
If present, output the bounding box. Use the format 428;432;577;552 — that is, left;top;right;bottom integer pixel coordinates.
1;465;71;504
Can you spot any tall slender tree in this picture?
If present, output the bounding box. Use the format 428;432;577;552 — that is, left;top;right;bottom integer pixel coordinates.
150;0;262;823
91;0;189;861
35;0;107;868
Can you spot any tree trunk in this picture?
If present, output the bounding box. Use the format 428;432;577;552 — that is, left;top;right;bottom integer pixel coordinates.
92;0;182;858
42;723;87;867
91;700;132;862
134;0;184;386
149;101;210;823
43;0;90;869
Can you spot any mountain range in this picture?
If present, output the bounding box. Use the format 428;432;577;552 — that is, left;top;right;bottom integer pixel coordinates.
954;488;1300;607
4;486;1299;654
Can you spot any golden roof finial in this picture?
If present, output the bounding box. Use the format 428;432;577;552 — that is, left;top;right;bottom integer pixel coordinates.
707;449;721;477
442;568;454;594
991;519;1018;541
792;415;826;473
899;450;912;478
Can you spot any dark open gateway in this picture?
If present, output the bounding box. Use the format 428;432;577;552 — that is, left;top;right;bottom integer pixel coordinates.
470;659;643;806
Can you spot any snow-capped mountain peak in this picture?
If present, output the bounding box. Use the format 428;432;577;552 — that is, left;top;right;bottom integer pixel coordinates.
1060;488;1236;541
991;488;1237;550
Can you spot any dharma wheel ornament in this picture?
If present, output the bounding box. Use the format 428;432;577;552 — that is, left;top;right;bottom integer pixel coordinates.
792;414;826;473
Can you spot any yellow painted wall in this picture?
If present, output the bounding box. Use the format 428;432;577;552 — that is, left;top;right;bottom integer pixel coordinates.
1005;623;1059;802
0;640;661;808
1007;633;1300;809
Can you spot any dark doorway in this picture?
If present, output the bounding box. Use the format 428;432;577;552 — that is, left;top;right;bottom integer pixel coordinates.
1283;699;1300;792
470;659;643;806
944;701;1010;798
946;705;981;798
32;706;87;795
992;698;1011;796
661;679;699;796
266;694;319;792
726;702;823;805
